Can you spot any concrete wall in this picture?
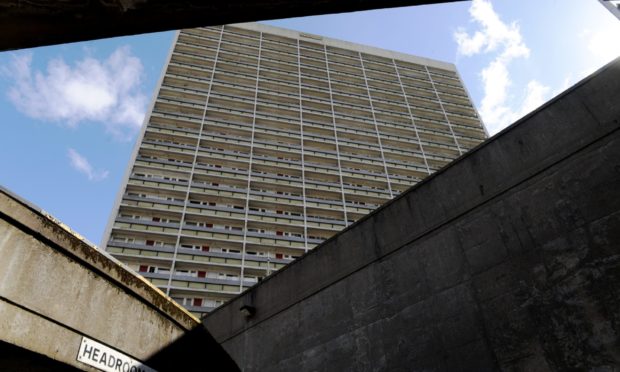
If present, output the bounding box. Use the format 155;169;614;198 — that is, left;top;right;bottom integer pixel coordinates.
204;58;620;371
0;0;462;51
0;188;238;371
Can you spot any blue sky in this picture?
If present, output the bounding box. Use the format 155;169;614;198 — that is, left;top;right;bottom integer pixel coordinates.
0;0;618;245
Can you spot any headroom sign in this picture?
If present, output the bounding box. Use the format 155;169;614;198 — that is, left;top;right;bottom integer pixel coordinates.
76;336;157;372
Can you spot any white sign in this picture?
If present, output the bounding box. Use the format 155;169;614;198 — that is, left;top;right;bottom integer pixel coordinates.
76;336;157;372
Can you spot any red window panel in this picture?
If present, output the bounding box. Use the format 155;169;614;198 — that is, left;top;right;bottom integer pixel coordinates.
193;298;203;307
197;271;206;278
138;265;148;272
206;223;213;228
276;231;283;236
275;253;283;259
145;240;154;246
202;245;210;252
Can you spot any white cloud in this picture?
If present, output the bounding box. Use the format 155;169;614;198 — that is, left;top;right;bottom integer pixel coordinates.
455;0;529;59
455;0;552;135
454;30;487;56
478;59;511;128
3;46;146;141
516;80;551;120
585;29;620;63
67;148;109;182
580;25;620;76
552;75;573;98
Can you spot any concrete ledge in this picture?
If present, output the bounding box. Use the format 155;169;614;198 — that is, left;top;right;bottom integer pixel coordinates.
0;188;238;370
0;0;463;51
204;57;620;370
0;186;197;330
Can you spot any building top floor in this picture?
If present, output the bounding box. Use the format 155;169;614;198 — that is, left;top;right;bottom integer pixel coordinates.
204;22;458;73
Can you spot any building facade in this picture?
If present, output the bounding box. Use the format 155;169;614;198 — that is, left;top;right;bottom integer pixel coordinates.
600;0;620;19
102;23;487;317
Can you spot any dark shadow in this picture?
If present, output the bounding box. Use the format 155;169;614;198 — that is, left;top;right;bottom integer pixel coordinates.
145;325;240;371
0;340;78;372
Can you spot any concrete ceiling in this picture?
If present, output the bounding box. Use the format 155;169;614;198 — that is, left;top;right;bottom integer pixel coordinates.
0;0;465;51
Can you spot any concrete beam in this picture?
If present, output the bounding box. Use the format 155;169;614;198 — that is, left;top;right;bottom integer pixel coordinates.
0;188;238;371
204;57;620;370
0;0;463;51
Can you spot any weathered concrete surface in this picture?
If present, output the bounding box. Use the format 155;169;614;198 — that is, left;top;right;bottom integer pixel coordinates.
0;0;463;51
204;57;620;371
0;188;238;371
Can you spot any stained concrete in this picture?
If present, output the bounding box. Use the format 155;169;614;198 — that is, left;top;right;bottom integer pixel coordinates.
204;57;620;371
0;0;463;51
0;188;238;371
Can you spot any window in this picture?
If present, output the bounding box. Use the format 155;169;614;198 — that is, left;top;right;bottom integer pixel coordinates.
202;245;210;252
197;271;206;278
152;217;161;222
139;265;148;272
145;240;154;246
193;298;203;307
276;253;283;259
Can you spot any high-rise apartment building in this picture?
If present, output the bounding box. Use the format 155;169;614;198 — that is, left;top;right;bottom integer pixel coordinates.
102;23;487;317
